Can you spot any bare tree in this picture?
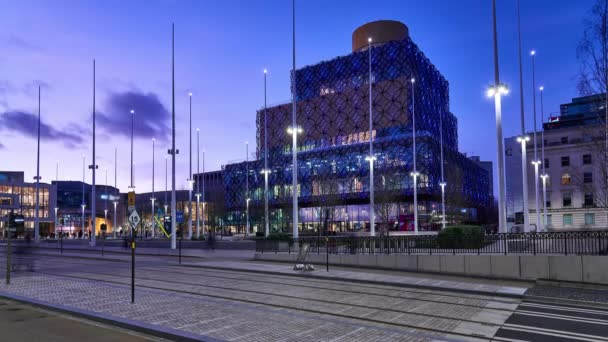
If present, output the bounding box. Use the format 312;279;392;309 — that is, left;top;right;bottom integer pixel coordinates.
577;0;608;209
375;173;398;236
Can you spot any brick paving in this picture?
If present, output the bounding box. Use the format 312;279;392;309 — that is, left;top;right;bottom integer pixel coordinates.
0;254;524;341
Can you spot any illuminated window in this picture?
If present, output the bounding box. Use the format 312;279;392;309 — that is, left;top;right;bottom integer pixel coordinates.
561;174;571;185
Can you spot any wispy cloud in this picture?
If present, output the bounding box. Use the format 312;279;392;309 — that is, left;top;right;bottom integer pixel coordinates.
5;34;43;51
0;111;85;148
98;90;170;142
0;141;5;149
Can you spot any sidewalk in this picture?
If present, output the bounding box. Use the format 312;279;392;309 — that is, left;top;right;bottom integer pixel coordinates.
184;260;530;298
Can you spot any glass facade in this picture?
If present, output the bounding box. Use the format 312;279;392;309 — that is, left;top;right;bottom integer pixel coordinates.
222;32;491;235
0;182;55;236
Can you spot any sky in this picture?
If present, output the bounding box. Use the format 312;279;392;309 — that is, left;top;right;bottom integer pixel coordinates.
0;0;592;195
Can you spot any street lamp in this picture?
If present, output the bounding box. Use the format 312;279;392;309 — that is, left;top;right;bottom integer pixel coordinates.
516;0;530;233
531;50;541;233
187;92;193;239
81;154;86;239
540;85;548;231
151;138;156;238
196;128;201;238
113;147;117;238
263;69;270;238
439;182;447;228
410;77;419;234
34;85;41;243
290;0;298;239
245;141;250;236
439;100;447;229
367;36;376;237
91;59;97;247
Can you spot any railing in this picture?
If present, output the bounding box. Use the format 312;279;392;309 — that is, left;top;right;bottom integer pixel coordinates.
256;231;608;256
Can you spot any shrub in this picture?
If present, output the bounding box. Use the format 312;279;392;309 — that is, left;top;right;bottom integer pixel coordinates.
437;225;484;249
266;233;292;241
255;231;265;237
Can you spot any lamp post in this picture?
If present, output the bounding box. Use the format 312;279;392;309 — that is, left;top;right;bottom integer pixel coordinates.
165;155;168;216
151;138;156;238
410;77;418;234
263;69;270;238
104;168;108;225
187;92;193;239
196;128;200;238
34;85;41;242
290;0;299;239
540;86;548;230
531;50;541;232
489;0;508;233
113;147;117;238
90;59;97;247
439;100;446;229
516;0;530;233
202;149;206;236
81;154;86;239
367;36;376;237
55;159;59;238
170;23;177;250
129;109;135;240
245;141;249;236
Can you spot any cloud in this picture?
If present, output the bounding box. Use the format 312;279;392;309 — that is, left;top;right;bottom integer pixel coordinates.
98;91;170;142
0;142;5;149
0;111;85;147
5;35;42;51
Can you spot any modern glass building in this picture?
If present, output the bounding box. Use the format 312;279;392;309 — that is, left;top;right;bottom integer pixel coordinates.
223;21;491;235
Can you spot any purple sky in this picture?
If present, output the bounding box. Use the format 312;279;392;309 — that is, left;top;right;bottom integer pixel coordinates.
0;0;589;194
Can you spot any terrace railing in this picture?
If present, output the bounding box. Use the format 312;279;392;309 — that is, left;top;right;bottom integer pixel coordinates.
256;231;608;256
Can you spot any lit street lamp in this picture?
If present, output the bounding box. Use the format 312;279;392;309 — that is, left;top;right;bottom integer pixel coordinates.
113;148;117;238
196;128;201;238
151;138;156;238
245;141;249;236
531;50;541;233
367;36;376;237
187;92;193;239
290;0;298;239
540;85;548;230
410;77;418;234
516;0;530;233
263;68;270;238
81;154;86;239
488;0;508;232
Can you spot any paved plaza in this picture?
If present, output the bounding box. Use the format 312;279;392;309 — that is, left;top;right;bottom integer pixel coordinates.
0;250;606;341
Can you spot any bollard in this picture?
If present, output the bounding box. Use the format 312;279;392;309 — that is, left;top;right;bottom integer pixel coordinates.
179;236;182;265
131;239;135;304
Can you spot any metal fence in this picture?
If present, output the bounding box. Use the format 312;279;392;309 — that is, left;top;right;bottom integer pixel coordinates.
256;231;608;256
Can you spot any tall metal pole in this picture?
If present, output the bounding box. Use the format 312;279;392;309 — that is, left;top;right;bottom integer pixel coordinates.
202;150;205;236
196;128;200;238
540;86;547;230
82;155;86;239
171;23;177;250
491;0;508;233
440;108;446;229
411;78;418;234
187;93;193;239
291;0;299;239
129;108;135;240
263;69;270;238
151;138;156;238
164;155;168;214
368;37;376;237
91;59;97;246
246;142;250;236
34;85;41;242
113;148;117;238
531;50;541;232
55;160;59;239
516;0;530;233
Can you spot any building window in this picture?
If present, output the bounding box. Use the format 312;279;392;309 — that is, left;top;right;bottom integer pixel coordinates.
585;213;595;225
584;172;593;184
561;136;569;144
584;193;594;206
563;192;572;207
561;174;571;185
544;158;550;168
546;214;552;225
563;214;573;226
561;156;570;167
583;154;592;165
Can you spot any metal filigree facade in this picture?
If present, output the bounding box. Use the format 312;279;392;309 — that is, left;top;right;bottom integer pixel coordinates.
222;37;490;233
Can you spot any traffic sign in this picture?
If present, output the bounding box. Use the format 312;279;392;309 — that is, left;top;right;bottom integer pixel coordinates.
128;210;140;228
176;211;184;223
128;192;136;207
